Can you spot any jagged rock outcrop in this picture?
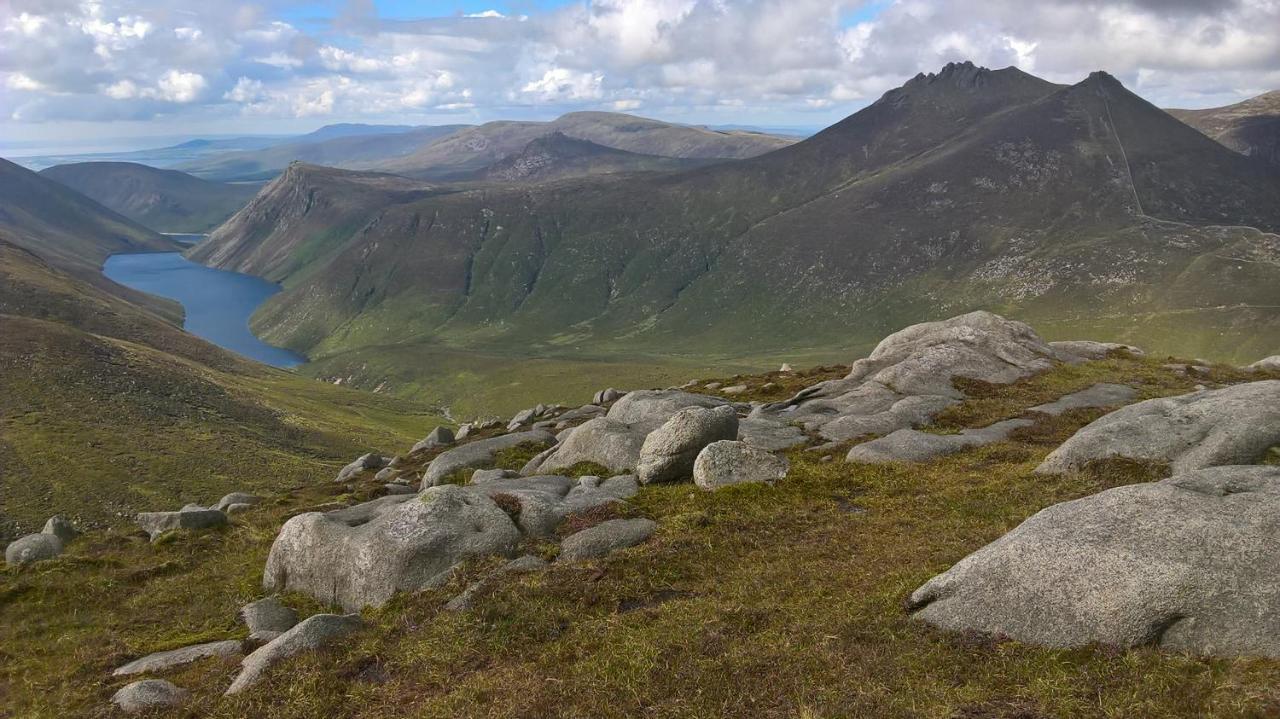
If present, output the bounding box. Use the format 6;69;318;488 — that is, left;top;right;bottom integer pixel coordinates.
422;430;555;487
908;466;1280;657
112;679;189;713
636;406;739;484
225;614;363;695
113;640;242;676
1037;381;1280;474
693;441;790;490
263;485;522;611
558;518;657;562
763;312;1060;443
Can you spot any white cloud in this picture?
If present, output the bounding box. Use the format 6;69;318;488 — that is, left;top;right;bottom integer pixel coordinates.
7;73;45;91
520;67;604;101
224;77;265;103
465;10;505;19
102;78;139;99
154;69;206;102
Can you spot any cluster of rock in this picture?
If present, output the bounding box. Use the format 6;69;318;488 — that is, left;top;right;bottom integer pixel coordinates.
134;492;261;541
109;594;360;712
4;515;77;566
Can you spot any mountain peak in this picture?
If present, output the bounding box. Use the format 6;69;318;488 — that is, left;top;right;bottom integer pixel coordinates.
904;60;991;90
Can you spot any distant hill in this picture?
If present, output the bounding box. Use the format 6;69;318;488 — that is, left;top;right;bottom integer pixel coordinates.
1169;91;1280;169
40;162;258;232
474;132;708;183
0;157;177;275
194;62;1280;393
176;125;472;181
373;111;798;179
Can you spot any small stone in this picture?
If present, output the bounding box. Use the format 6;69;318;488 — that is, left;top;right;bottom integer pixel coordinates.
112;679;189;714
136;508;227;541
558;518;657;562
239;596;298;641
214;492;261;512
335;453;388;482
113;640;242;676
693;441;790;490
721;385;748;395
779;363;794;373
225;614;363;695
704;382;723;390
411;426;455;453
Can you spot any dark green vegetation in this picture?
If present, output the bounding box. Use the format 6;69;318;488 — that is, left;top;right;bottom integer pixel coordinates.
176;125;471;182
189;63;1280;411
474;132;709;183
1170;91;1280;169
40;162;259;232
7;355;1280;717
0;224;440;535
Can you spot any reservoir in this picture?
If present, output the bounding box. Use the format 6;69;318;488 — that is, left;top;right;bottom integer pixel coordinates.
103;252;305;368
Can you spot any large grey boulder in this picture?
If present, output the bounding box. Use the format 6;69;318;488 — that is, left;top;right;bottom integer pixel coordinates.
762;312;1060;443
112;679;189;713
636;405;739;484
908;466;1280;657
693;441;789;490
225;614;363;695
1249;356;1280;372
335;453;388;482
239;596;298;642
135;508;228;541
411;426;455;453
5;533;63;566
421;429;555;487
263;485;522;611
113;639;242;676
737;415;808;451
606;389;730;429
529;418;647;475
847;419;1033;464
558;518;657;562
1037;381;1280;475
41;515;77;542
554;404;606;429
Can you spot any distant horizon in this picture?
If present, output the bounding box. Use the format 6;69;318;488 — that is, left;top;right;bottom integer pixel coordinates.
3;0;1278;148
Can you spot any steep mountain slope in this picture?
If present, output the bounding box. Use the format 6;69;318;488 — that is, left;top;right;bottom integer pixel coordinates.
0;236;437;534
374;111;797;179
40;162;258;232
474;132;708;183
177;125;472;181
0;157;177;274
1169;91;1280;168
195;64;1280;401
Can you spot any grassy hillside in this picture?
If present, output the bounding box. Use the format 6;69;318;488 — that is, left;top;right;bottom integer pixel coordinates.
177;125;471;182
1169;91;1280;169
6;354;1280;717
40;162;258;232
474;132;708;183
0;240;442;536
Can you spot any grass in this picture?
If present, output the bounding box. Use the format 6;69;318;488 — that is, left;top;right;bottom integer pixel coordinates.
4;356;1280;717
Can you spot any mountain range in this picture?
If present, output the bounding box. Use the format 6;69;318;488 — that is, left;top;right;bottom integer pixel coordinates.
1169;90;1280;169
189;62;1280;406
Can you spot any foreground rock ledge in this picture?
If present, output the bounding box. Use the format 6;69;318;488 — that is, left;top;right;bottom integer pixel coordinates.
908;465;1280;657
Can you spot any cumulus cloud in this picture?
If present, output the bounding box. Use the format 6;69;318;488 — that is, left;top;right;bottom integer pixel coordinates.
1;0;1278;132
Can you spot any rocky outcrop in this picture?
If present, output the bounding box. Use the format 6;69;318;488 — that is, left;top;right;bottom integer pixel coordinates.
263;485;522;611
466;474;639;538
693;441;790;490
422;430;555;487
847;420;1033;464
1037;381;1280;474
1249;356;1280;372
737;417;807;451
1050;340;1143;362
135;508;228;541
335;453;388;482
636;406;739;484
113;640;242;676
5;533;63;566
41;515;77;542
411;426;454;453
908;466;1280;657
527;391;733;475
225;614;363;695
214;492;261;512
112;679;189;713
762;312;1060;443
1026;383;1136;416
558;518;657;562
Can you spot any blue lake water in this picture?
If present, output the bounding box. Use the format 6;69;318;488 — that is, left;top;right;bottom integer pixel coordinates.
103;252;306;368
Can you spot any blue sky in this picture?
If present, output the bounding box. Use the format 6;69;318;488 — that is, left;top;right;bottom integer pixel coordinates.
2;0;1278;149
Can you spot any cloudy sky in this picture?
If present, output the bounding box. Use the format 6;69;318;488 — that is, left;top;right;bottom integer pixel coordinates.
2;0;1279;149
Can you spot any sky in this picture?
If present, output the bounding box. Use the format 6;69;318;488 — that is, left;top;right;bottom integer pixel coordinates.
2;0;1279;150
